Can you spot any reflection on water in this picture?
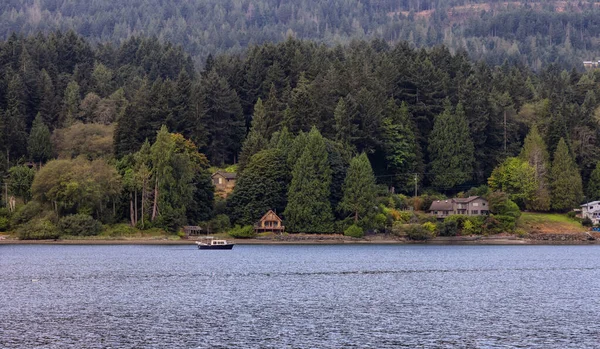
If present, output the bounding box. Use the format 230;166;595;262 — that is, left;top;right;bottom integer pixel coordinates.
1;244;599;348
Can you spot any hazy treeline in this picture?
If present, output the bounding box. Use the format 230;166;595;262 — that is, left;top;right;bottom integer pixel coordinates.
2;0;600;68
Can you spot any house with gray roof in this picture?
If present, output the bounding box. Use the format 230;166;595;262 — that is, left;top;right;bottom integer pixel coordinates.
429;196;489;219
581;201;600;224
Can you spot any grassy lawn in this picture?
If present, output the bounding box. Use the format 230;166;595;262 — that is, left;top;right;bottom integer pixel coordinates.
518;212;586;233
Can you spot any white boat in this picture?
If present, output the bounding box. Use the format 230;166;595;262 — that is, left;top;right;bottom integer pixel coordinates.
195;237;234;250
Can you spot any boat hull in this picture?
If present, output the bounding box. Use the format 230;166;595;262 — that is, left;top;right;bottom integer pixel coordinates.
197;244;234;250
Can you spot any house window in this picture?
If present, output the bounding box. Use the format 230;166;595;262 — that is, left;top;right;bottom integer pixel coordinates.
472;210;479;215
473;203;479;207
218;178;223;184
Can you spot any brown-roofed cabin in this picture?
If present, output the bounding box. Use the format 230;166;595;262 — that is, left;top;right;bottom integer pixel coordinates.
255;210;285;233
428;196;489;219
212;171;237;198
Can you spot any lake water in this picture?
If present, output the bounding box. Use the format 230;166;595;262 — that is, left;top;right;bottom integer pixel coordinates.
1;244;599;348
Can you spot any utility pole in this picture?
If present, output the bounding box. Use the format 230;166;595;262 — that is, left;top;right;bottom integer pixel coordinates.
414;173;418;197
504;110;507;153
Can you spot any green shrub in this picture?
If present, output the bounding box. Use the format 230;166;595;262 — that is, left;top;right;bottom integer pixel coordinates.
582;217;593;227
0;217;9;232
208;214;231;233
18;219;59;240
405;224;433;241
344;224;364;238
11;201;43;226
483;215;516;234
58;214;102;236
414;212;438;224
104;223;137;237
438;220;459;237
566;211;577;219
444;215;468;229
228;225;255;238
466;216;485;235
373;213;388;230
421;221;436;233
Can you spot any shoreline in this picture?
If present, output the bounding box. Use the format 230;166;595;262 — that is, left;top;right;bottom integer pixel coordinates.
1;235;598;246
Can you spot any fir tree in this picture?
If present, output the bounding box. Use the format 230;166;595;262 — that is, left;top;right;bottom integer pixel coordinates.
519;124;551;211
428;101;474;189
333;97;357;149
61;80;80;127
27;113;53;164
381;100;420;192
339;153;377;223
284;127;334;233
588;161;600;201
238;98;269;171
550;138;583;211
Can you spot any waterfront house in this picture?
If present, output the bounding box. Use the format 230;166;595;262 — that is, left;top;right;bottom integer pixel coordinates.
581;201;600;224
255;210;285;233
429;196;489;219
212;171;237;198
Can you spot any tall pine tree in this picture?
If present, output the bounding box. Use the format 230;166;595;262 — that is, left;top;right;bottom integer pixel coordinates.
27;113;53;164
519;125;551;211
338;153;377;223
428;101;474;189
550;138;583;211
284;127;334;233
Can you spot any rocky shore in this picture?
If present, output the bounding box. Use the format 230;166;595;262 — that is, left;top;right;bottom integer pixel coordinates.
2;232;598;245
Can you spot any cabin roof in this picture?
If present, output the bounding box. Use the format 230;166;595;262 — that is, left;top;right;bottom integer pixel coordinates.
452;196;482;203
429;200;453;211
211;170;237;179
258;209;282;222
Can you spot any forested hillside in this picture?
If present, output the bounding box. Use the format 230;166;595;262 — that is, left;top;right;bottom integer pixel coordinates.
3;0;600;69
1;32;599;237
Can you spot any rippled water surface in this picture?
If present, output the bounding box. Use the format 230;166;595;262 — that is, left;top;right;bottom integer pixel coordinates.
1;244;600;348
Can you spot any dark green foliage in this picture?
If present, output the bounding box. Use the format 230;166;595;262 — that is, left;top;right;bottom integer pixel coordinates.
428;101;475;189
206;214;231;233
438;220;459;237
339;153;377;223
58;214;103;236
550;138;583;212
27;113;53;163
587;161;600;201
344;224;364;238
11;201;43;227
228;225;256;238
582;217;593;227
228;149;289;225
200;70;245;165
404;224;433;241
284;127;334;233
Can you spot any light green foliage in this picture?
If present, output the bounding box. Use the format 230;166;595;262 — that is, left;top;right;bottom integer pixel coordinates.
428;101;474;189
31;158;122;217
284;127;334;233
61;81;80;127
28;113;53;163
8;166;35;203
52;123;114;159
339;152;377;224
149;126;197;230
550;138;583;212
422;221;436;233
519;125;551;211
228;225;256;238
18;219;59;240
344;224;364;238
488;157;536;207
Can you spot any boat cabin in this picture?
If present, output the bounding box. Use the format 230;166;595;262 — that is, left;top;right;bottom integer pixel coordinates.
255;210;285;233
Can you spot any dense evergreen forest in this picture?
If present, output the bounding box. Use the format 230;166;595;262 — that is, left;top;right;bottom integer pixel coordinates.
3;0;600;69
1;32;600;238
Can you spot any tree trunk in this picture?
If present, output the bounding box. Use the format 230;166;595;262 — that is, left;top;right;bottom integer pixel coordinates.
130;193;135;227
141;179;146;226
134;187;138;226
152;178;158;221
354;210;358;224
